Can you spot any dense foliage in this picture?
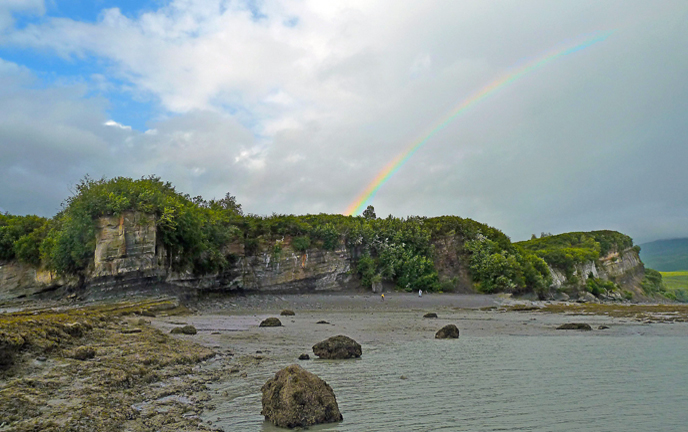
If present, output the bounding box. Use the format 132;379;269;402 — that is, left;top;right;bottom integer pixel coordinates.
0;176;554;295
517;230;634;277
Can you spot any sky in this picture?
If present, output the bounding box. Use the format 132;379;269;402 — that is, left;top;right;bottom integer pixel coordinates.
0;1;687;244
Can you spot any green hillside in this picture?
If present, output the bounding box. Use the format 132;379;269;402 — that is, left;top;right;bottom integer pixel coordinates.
639;238;688;271
659;271;688;302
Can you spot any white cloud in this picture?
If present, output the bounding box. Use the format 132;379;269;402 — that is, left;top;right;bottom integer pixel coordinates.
104;120;132;130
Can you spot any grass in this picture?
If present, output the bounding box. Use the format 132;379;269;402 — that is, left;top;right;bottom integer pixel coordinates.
660;271;688;302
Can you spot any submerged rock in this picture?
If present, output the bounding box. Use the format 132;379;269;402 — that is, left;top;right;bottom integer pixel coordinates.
312;335;362;359
435;324;460;339
260;318;283;327
557;323;592;331
280;310;296;316
261;364;343;428
170;325;197;335
423;312;438;318
298;353;310;360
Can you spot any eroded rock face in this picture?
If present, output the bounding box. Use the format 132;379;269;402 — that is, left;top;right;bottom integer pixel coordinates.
93;211;159;277
312;335;361;359
435;324;460;339
261;364;342;428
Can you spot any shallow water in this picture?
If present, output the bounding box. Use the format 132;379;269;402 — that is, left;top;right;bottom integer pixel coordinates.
207;335;688;431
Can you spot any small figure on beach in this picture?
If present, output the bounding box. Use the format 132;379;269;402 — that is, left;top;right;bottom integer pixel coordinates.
381;293;385;301
419;289;422;297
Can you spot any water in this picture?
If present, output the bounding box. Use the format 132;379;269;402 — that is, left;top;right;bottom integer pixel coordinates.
208;336;688;431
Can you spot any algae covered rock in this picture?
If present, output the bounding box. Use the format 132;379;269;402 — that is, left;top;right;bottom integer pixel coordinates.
557;323;592;331
423;312;438;318
70;346;96;360
261;364;343;428
312;335;361;359
435;324;460;339
260;317;282;327
170;325;197;335
0;332;26;367
280;309;296;316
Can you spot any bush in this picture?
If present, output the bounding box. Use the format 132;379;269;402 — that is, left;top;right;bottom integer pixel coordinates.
292;236;311;252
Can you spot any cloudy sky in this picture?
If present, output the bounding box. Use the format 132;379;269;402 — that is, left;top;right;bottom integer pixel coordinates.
0;1;687;243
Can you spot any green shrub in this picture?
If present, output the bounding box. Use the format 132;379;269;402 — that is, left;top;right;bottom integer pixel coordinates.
292;236;311;252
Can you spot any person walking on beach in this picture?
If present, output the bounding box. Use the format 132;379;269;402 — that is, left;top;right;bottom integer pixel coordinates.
419;289;422;297
381;293;385;301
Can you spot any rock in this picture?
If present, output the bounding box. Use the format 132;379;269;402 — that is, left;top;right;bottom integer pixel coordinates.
170;325;197;335
260;318;282;327
70;346;96;360
139;310;156;318
423;312;438;318
598;325;610;330
261;364;343;428
121;328;142;334
400;375;408;380
435;324;460;339
554;292;570;301
36;356;47;362
136;318;150;326
577;292;598;303
316;320;330;325
312;335;362;359
557;323;593;331
298;353;310;360
280;309;296;316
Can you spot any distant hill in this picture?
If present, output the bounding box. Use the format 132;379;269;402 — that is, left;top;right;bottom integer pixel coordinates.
639;238;688;271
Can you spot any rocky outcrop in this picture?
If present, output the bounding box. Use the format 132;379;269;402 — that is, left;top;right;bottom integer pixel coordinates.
557;323;592;331
312;335;362;359
170;325;197;335
0;261;72;301
261;364;343;428
423;312;438;318
548;248;644;293
435;324;460;339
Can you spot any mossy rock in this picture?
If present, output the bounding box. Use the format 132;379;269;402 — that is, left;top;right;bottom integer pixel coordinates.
423;312;438;318
70;346;96;360
261;364;342;428
435;324;460;339
557;323;592;331
260;318;282;327
298;353;310;360
170;325;197;335
280;309;296;316
312;335;361;359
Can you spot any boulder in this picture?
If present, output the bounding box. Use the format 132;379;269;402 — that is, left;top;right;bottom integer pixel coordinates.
423;312;438;318
312;335;362;359
170;325;197;335
577;292;598;303
435;324;459;339
298;353;310;360
557;323;592;331
261;364;343;428
260;318;283;327
280;310;296;316
70;346;96;360
598;325;610;330
316;320;330;325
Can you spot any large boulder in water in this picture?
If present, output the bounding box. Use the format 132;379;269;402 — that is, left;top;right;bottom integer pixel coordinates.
312;335;362;359
261;364;343;428
435;324;460;339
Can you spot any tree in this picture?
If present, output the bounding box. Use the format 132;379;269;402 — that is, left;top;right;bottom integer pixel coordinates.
362;205;376;220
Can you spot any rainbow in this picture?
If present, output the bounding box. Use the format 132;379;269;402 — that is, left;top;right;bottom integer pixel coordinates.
344;31;614;216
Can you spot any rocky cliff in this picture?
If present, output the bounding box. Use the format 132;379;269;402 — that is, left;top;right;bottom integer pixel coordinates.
548;247;644;297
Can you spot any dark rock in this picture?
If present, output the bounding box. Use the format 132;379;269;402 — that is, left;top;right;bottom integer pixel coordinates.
121;328;142;334
312;335;362;359
260;318;282;327
170;325;197;335
280;309;296;316
316;320;330;325
298;353;310;360
557;323;593;331
435;324;460;339
400;375;408;380
423;312;438;318
71;346;96;360
261;364;343;428
598;325;610;330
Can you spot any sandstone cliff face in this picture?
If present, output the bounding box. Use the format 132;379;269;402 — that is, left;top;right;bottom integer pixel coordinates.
548;247;644;291
0;261;73;300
